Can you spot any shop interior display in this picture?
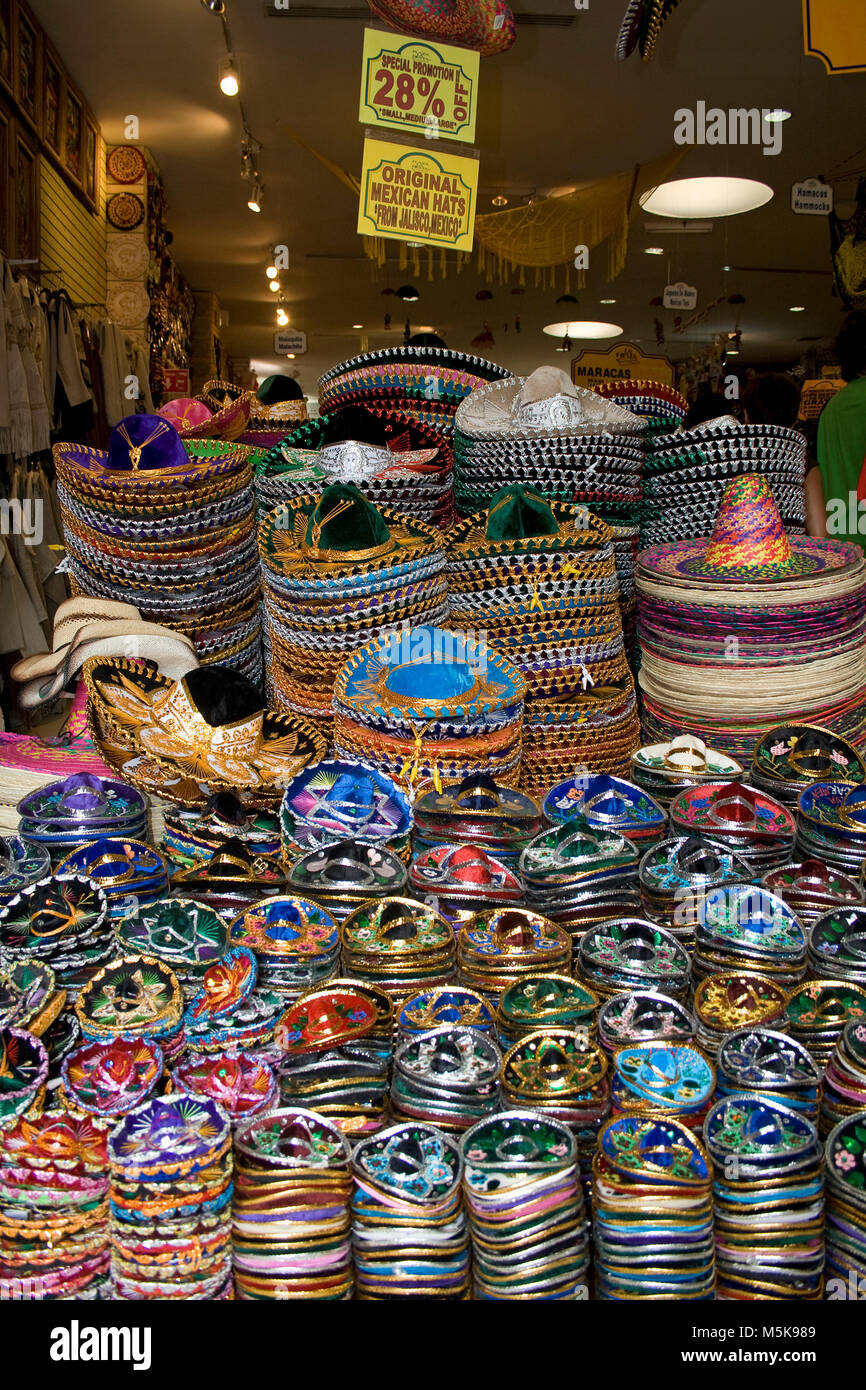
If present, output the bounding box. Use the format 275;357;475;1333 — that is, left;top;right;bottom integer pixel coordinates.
1;0;866;1318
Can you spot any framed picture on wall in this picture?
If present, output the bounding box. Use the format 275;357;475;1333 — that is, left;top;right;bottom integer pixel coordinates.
0;0;11;93
15;128;38;260
0;100;10;255
16;9;38;124
83;118;96;201
64;87;81;178
43;49;61;152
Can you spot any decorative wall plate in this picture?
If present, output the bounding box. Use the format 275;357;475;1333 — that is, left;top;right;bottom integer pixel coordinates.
106;145;146;184
106;233;150;279
107;282;150;328
106;191;145;230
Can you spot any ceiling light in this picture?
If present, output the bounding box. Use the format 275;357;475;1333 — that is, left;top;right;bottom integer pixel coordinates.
640;177;774;219
219;57;239;97
543;320;623;340
265;264;278;278
645;247;665;255
268;280;280;292
396;285;419;301
790;305;806;312
765;109;791;123
276;311;289;325
200;0;225;13
491;195;508;207
247;184;263;213
726;349;740;356
555;339;572;353
600;298;616;304
352;323;364;329
722;264;733;271
287;353;295;360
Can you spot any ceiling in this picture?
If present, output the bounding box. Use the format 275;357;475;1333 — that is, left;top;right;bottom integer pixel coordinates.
29;0;866;394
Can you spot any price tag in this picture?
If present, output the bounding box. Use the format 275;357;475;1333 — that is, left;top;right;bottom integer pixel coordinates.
359;30;479;144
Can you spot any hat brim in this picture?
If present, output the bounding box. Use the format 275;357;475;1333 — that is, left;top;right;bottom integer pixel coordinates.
640;537;858;583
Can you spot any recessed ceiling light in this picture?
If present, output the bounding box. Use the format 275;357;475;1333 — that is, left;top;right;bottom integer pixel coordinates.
352;323;364;329
492;195;508;207
645;247;665;256
765;109;791;123
790;305;806;312
543;320;623;340
722;264;733;272
287;353;295;359
640;177;774;219
265;264;277;278
600;298;617;304
396;285;419;301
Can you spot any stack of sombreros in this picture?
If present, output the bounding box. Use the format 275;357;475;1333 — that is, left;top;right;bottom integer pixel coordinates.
279;759;413;862
667;780;796;874
453;367;646;647
169;838;287;916
784;980;866;1069
318;344;509;440
641;415;807;549
592;378;688;437
75;953;186;1067
254;404;455;529
716;1026;822;1124
397;986;495;1042
825;1110;866;1296
821;1020;866;1136
0;873;113;998
638;835;751;943
0;1109;110;1299
446;486;640;795
181;952;288;1058
198;375;307;449
274;979;393;1137
232;1107;353;1300
333;624;526;791
339;897;456;1000
610;1041;714;1134
107;1094;234;1300
543;773;667;851
637;474;866;761
286;839;408;922
494;974;598;1051
576;918;691;1002
411;774;542;864
751;723;866;803
16;773;148;865
390;1026;502;1132
518;817;640;943
691;882;807;987
258;483;447;722
228;895;341;998
796;782;866;873
171;1049;277;1125
408;844;523;923
82;659;326;810
704;1096;824;1300
352;1121;470;1300
630;734;744;806
160;793;282;873
54;414;263;681
456;907;571;1001
158;390;254;442
596;990;696;1055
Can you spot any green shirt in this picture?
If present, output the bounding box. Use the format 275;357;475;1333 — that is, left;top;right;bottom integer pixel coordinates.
818;376;866;548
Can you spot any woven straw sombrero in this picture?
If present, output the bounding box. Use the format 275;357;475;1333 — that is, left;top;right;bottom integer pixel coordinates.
640;475;859;583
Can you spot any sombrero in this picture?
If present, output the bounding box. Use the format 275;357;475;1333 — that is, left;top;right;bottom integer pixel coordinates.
640;474;859;583
455;367;642;442
158;393;253;441
82;658;327;805
365;0;515;56
54;413;250;492
616;0;685;62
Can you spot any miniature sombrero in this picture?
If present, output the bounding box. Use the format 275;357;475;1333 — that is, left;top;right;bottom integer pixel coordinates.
82;658;327;805
641;474;859;582
158;392;253;441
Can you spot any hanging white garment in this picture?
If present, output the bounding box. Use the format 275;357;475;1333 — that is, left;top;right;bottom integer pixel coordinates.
128;339;154;413
54;296;92;410
96;320;130;426
19;281;51;452
0;537;48;657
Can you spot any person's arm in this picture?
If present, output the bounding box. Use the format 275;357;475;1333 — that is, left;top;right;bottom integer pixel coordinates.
805;464;828;538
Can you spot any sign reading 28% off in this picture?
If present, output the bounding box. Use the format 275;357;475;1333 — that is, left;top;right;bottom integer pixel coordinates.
359;30;479;143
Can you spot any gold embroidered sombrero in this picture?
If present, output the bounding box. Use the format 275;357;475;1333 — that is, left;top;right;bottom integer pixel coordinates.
83;658;327;805
158;393;254;442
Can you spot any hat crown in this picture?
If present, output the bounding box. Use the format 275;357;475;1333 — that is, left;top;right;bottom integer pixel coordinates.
107;414;188;472
303;483;390;553
704;475;797;575
485;484;560;541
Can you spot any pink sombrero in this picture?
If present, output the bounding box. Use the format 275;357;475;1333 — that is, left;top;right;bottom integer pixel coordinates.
158;393;253;442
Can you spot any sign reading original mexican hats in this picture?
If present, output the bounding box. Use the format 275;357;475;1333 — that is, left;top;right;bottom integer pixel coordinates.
82;659;327;806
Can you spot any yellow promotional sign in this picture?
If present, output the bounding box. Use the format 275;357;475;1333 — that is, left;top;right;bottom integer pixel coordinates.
359;30;479;143
803;0;866;73
571;342;674;387
357;137;478;251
